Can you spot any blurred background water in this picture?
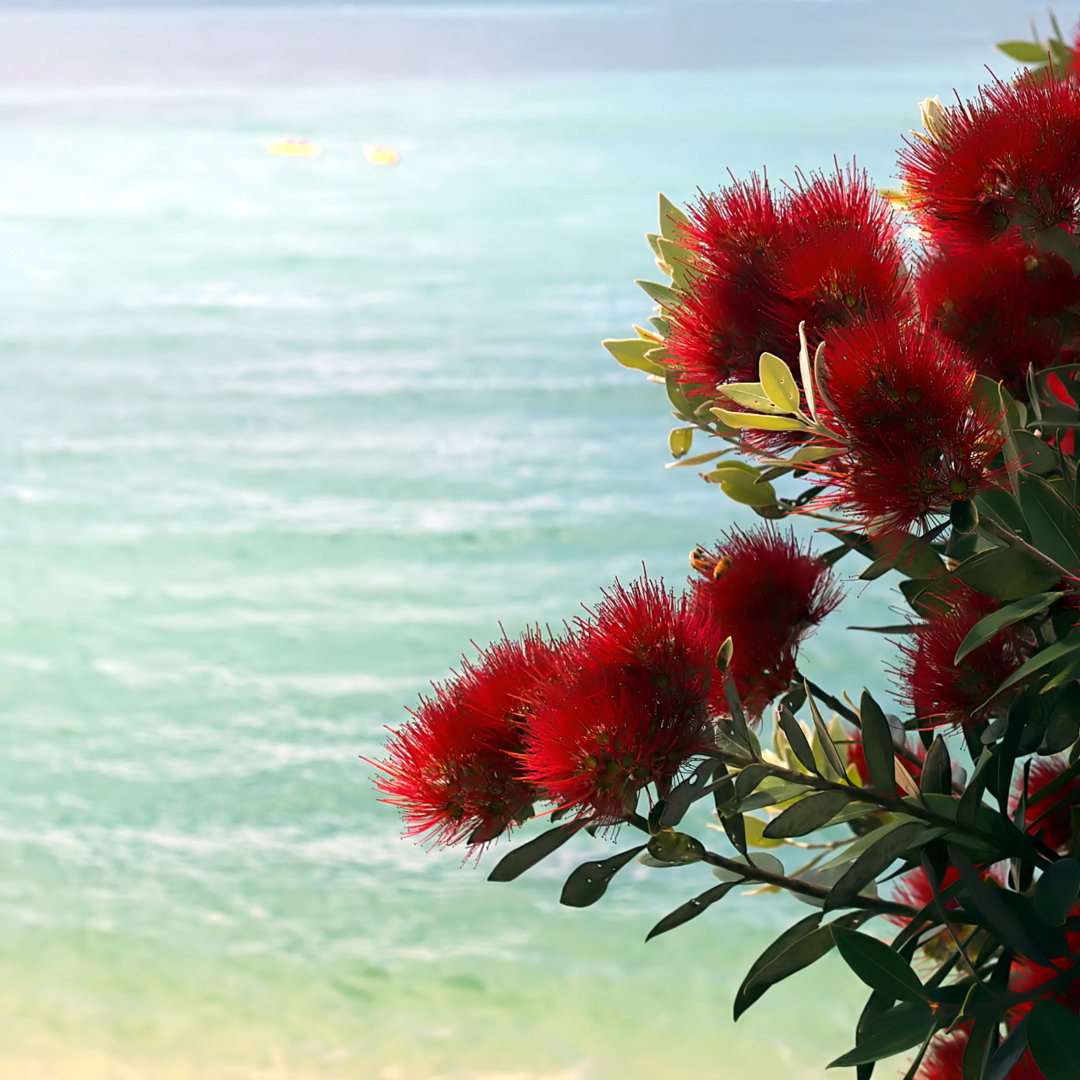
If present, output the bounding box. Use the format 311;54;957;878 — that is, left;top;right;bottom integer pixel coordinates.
2;2;1077;1077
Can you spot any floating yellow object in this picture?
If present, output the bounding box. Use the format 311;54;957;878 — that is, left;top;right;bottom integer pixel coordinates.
363;144;398;166
266;137;323;158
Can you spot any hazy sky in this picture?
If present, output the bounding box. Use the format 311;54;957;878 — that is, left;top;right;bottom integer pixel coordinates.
0;0;1074;87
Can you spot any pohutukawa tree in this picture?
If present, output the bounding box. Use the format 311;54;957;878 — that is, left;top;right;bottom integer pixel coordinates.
373;18;1080;1079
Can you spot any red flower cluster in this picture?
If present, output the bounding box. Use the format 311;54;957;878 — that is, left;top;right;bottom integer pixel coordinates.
816;317;1004;531
917;239;1080;396
373;628;563;847
665;164;908;394
523;577;717;823
898;72;1080;245
689;526;842;717
378;527;845;846
896;584;1026;731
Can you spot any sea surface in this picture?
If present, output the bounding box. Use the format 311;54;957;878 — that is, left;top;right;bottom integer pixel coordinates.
1;3;1076;1078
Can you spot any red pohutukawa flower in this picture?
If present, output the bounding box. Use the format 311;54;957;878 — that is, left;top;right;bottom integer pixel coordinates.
898;69;1080;245
689;526;842;717
523;577;715;822
770;165;912;334
1024;756;1080;853
664;166;910;396
666;174;789;390
896;584;1026;730
817;316;1003;531
374;628;563;847
917;239;1080;395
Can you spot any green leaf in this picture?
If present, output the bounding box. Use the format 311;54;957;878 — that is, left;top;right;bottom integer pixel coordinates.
952;546;1063;602
950;499;978;534
776;704;818;773
833;928;927;1003
646;829;706;866
986;625;1080;703
954;591;1062;665
709;407;808;432
602;337;666;375
645;881;740;941
705;464;779;508
919;737;952;797
659;760;725;828
715;381;792;414
759;352;801;413
762;790;852;839
488;821;584;882
996;39;1051;62
656;236;695;291
1027;1000;1080;1080
810;704;849;781
635;278;678;309
986;1018;1030;1080
824;821;928;912
559;845;647;907
950;848;1063;964
668;426;694;459
859;690;898;795
734;913;858;1020
657;192;688;241
1018;474;1080;572
828;1002;935;1068
961;1013;999;1080
1033;858;1080;926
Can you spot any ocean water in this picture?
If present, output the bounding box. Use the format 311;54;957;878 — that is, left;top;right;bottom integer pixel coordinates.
1;3;1076;1078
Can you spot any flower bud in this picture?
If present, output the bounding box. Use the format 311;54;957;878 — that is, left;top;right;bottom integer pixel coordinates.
918;96;950;144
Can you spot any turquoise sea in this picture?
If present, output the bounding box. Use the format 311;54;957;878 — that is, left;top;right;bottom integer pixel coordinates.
3;3;1078;1077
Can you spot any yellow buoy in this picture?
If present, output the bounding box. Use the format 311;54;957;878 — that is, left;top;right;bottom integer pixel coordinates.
363;144;398;166
266;137;323;158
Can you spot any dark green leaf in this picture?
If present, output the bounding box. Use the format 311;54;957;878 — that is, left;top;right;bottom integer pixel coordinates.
723;675;755;757
1033;859;1080;926
952;546;1064;602
986;626;1080;704
1018;474;1080;572
920;737;952;797
824;822;927;912
646;829;706;866
810;703;849;780
950;848;1062;964
833;928;927;1002
776;704;818;773
859;690;898;795
987;1016;1029;1080
734;914;866;1020
1027;1000;1080;1080
975;486;1030;538
659;759;724;828
828;1002;935;1068
559;845;647;908
961;1013;1000;1080
734;763;772;800
763;790;852;839
954;591;1063;665
950;499;978;534
645;881;740;941
488;821;584;882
